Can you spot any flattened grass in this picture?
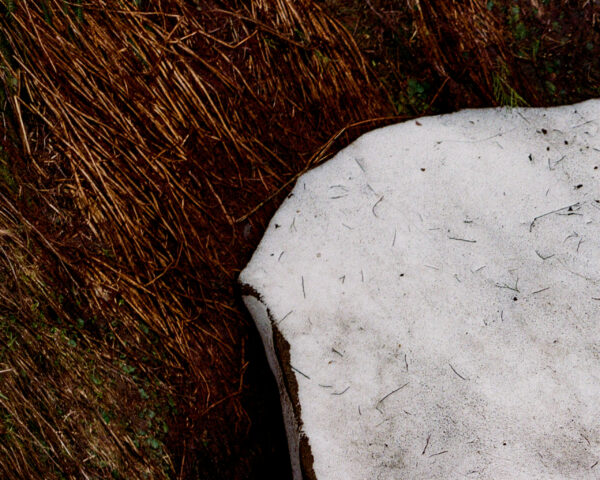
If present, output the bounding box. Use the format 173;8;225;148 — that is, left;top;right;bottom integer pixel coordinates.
0;0;390;477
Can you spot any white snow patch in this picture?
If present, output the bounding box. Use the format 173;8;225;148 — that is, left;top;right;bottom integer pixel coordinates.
240;100;600;480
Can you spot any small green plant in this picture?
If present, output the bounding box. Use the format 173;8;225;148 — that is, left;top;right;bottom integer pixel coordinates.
492;61;528;107
400;77;431;114
3;0;16;13
0;155;17;193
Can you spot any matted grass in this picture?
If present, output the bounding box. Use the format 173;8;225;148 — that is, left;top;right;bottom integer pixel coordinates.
0;0;390;478
325;0;600;112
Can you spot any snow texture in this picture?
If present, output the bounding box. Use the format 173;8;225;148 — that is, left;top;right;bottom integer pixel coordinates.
240;100;600;480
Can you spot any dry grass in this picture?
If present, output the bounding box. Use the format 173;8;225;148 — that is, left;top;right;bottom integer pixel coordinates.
408;0;534;105
0;175;175;478
328;0;599;113
0;0;391;477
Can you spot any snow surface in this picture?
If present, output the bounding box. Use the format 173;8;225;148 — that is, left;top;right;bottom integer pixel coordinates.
240;100;600;480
